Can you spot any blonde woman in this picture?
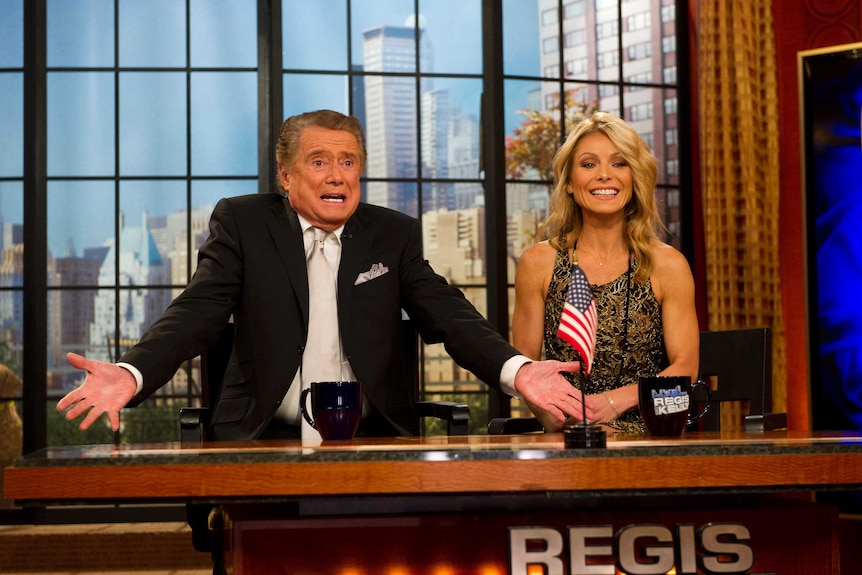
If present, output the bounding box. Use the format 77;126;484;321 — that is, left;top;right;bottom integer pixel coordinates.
512;112;699;433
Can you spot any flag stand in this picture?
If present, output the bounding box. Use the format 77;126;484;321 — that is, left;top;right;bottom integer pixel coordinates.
562;419;607;448
562;371;607;449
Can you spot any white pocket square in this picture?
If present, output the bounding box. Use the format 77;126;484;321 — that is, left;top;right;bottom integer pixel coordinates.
354;263;389;285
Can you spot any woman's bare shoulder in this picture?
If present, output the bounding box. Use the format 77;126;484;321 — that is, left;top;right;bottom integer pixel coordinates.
518;241;558;270
650;240;691;274
649;240;694;299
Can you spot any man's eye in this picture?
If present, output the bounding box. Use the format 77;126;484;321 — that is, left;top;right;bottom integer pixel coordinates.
311;160;327;169
341;160;355;169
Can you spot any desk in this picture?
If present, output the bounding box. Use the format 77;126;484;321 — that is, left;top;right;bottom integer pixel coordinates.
6;431;862;574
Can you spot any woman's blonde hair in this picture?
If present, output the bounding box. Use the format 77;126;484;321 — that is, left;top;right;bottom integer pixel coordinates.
541;111;661;281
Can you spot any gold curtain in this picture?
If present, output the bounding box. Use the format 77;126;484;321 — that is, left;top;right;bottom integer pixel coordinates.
698;0;786;427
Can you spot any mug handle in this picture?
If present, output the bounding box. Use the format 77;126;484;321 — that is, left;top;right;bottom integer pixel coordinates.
299;387;317;430
687;380;711;425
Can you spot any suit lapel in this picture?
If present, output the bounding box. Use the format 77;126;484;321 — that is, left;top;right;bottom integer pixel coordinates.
338;207;373;338
268;198;311;327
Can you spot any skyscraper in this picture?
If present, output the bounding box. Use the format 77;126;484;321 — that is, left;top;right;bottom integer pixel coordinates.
362;17;446;217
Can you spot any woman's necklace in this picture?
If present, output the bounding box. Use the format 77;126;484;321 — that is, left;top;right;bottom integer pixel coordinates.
575;241;631;268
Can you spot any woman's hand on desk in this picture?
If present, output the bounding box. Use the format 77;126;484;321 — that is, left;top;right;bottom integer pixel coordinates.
513;360;596;425
57;353;137;432
589;386;637;424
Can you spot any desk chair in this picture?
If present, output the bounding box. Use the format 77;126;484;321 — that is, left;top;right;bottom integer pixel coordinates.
690;327;787;432
487;327;787;434
181;321;470;443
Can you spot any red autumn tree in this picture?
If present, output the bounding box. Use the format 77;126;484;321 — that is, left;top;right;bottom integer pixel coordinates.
505;89;597;182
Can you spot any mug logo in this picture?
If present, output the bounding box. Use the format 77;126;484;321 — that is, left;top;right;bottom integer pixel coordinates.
651;385;690;415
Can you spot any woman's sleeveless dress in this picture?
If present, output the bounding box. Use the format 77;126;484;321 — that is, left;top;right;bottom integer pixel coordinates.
543;250;665;432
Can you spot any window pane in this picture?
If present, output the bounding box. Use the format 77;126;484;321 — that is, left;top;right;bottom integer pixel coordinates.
47;0;114;68
48;403;115;447
120;72;188;176
418;0;482;74
595;9;621;83
0;73;23;177
192;180;257;210
119;0;186;68
504;78;563;182
420;77;482;181
622;3;660;82
506;181;549;283
116;287;173;356
662;186;681;247
80;288;116;365
190;180;256;280
623;85;675;177
0;308;22;376
562;81;597;132
0;182;24;288
422;201;485;287
119;401;184;443
366;181;417;218
118;180;186;286
190;0;256;68
503;0;541;76
282;0;348;71
190;72;257;176
352;0;416;72
283;73;349;119
364;75;417;180
0;0;23;67
48;286;99;375
48;72;116;177
47;181;114;285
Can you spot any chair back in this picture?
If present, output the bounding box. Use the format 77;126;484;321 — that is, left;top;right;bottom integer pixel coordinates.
692;327;774;431
201;322;235;409
403;318;470;435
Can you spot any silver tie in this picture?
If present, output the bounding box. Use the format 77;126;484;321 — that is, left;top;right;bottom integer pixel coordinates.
278;227;355;442
303;228;342;383
298;228;342;441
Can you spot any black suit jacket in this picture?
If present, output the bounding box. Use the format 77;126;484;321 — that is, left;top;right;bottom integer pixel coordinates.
122;193;519;440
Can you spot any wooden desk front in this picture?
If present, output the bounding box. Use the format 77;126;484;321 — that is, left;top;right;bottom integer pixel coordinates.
6;431;862;502
6;431;862;574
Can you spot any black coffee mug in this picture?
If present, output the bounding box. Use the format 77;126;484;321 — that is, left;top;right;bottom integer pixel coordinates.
638;375;710;437
300;381;362;440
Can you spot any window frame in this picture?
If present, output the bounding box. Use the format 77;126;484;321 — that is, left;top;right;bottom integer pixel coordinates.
14;0;693;453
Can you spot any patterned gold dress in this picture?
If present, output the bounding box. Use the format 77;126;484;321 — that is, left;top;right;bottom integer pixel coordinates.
543;249;666;432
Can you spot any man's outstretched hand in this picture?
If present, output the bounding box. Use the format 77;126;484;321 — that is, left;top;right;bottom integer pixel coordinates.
513;360;596;425
57;353;137;432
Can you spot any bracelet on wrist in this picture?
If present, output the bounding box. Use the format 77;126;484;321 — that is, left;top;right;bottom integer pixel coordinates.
604;392;620;418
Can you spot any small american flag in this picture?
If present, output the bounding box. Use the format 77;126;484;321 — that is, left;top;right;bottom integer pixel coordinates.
557;264;597;375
